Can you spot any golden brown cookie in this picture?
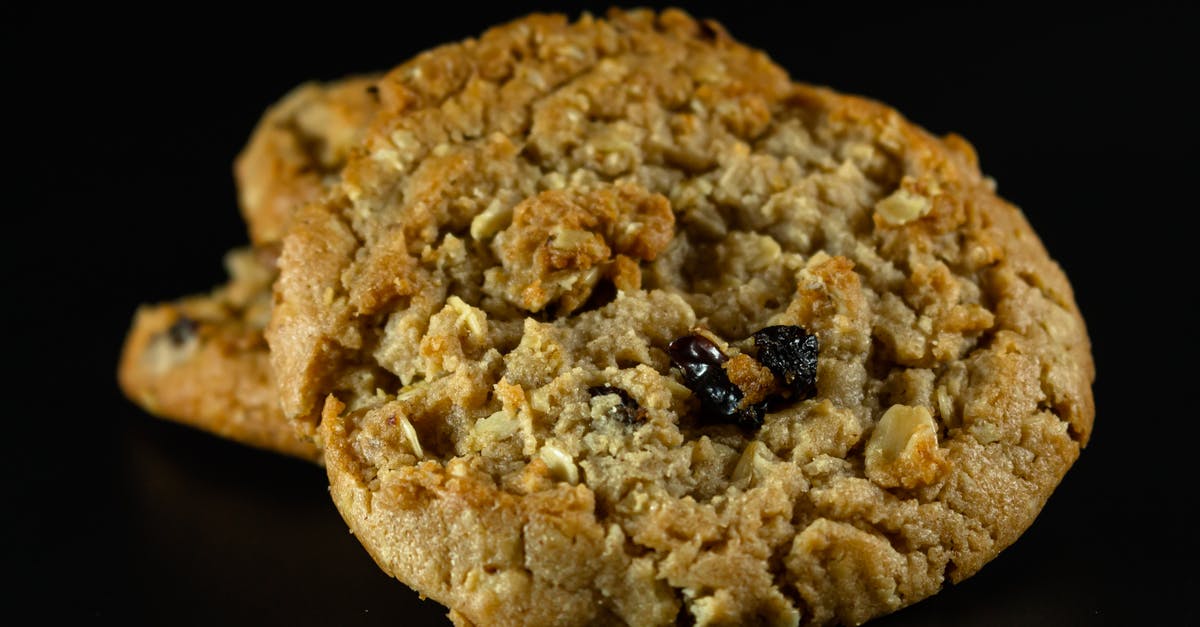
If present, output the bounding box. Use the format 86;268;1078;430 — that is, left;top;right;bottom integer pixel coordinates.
119;76;378;460
118;248;318;460
268;9;1093;624
235;75;380;245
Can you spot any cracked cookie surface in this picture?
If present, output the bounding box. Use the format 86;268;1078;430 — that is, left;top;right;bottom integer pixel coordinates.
119;76;378;460
267;9;1094;625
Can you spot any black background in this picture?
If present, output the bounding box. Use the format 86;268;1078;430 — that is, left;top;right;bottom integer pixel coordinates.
8;2;1197;624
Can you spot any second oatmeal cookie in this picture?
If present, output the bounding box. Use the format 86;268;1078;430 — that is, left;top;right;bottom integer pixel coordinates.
119;75;379;459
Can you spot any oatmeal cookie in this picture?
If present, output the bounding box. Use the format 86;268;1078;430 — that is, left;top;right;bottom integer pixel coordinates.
235;74;380;244
119;76;378;460
268;9;1094;625
118;248;319;460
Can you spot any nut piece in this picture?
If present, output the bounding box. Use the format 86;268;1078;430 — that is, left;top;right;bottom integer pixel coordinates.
395;413;424;459
446;295;487;340
469;198;514;240
730;440;766;486
865;404;948;488
874;188;931;225
474;410;520;439
538;443;579;484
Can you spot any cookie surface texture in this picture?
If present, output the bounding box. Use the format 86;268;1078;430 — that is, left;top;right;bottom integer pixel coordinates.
268;9;1094;625
119;77;378;460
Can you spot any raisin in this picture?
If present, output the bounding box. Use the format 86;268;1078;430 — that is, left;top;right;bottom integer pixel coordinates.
752;325;819;398
166;315;198;346
587;385;645;424
667;334;726;383
668;326;820;429
668;334;764;428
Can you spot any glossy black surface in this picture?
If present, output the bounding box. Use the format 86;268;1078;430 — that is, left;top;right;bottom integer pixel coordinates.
10;3;1196;624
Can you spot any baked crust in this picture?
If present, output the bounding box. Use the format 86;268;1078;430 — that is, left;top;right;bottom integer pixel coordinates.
268;9;1094;624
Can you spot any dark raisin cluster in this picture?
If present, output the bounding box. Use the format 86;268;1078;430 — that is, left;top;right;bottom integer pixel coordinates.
668;325;819;429
667;334;764;428
587;385;645;424
752;325;819;398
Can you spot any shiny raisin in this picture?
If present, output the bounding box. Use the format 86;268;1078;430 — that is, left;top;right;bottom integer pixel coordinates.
667;334;726;383
752;325;818;398
668;334;764;428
